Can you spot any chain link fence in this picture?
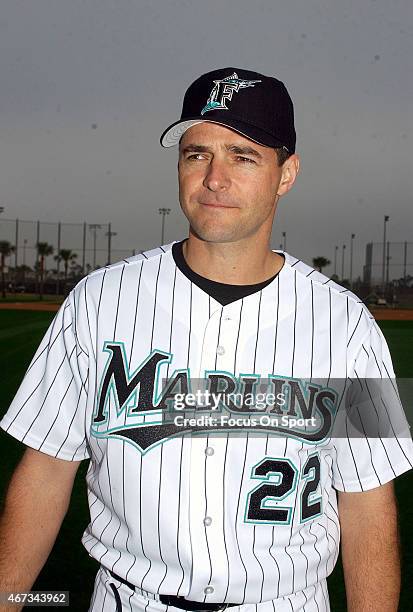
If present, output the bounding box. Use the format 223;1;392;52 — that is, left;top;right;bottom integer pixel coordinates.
363;242;413;287
0;218;139;296
1;217;412;302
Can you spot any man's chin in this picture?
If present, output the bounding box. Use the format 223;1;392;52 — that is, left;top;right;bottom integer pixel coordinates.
189;225;245;244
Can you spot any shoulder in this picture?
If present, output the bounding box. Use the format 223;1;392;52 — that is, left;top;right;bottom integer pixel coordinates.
282;251;369;306
70;242;177;297
281;251;375;340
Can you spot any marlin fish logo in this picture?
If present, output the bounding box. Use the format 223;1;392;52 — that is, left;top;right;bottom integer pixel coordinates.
201;72;261;115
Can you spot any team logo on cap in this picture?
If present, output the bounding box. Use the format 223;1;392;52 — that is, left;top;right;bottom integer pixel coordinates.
201;72;261;115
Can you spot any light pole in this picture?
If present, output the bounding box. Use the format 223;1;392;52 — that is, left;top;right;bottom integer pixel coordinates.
382;215;389;289
341;244;346;280
334;245;338;276
89;224;102;269
23;239;27;285
105;224;117;265
159;208;171;244
282;231;286;251
386;241;391;286
350;233;355;287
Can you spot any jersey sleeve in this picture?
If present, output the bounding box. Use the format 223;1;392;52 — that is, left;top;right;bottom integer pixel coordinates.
0;290;90;461
331;319;413;492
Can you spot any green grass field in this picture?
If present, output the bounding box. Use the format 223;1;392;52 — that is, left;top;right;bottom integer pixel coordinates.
0;311;412;610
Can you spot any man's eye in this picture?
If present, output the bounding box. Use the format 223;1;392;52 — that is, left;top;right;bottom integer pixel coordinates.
186;154;205;161
236;156;256;164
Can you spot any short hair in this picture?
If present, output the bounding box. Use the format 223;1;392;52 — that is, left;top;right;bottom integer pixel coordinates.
275;147;292;167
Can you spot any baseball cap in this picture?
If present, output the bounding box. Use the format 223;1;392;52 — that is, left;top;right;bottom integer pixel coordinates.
160;67;296;153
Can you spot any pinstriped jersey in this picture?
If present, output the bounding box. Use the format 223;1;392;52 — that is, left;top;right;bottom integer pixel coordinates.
1;243;412;607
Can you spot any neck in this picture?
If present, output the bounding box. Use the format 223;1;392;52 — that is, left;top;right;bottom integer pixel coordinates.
182;232;284;285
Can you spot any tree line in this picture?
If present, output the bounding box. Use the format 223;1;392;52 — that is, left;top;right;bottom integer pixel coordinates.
0;241;78;299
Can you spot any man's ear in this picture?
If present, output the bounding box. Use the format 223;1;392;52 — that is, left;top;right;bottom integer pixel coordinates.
277;154;300;197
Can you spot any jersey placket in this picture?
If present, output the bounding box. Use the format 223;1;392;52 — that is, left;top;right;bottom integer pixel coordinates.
187;301;241;602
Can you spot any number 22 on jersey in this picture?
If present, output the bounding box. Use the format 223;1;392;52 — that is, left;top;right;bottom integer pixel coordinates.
244;453;322;525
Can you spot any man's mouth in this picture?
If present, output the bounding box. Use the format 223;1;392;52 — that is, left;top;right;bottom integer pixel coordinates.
200;202;236;208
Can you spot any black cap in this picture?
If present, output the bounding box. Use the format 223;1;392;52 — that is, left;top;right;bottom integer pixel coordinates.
160;67;296;153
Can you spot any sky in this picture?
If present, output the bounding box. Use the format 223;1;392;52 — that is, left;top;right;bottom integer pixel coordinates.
0;0;412;280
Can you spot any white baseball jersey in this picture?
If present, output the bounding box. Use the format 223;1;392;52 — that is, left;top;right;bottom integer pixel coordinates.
1;243;413;612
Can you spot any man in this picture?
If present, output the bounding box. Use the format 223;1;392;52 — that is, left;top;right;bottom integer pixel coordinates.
0;67;412;612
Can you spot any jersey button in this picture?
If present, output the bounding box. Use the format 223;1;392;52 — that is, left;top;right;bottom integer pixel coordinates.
224;315;231;321
205;446;214;456
204;586;214;595
216;345;225;356
203;516;212;526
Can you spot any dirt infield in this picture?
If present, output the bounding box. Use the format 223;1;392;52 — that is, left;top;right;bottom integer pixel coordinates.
1;301;413;320
0;302;60;312
369;308;413;321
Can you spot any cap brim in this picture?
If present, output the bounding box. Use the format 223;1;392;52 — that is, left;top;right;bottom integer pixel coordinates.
160;117;289;150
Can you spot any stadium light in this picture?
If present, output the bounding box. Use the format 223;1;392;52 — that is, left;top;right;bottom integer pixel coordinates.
382;216;389;289
159;208;171;244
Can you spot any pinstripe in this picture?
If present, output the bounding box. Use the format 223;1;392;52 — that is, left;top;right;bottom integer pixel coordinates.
99;265;128;566
285;271;299;593
379;396;413;467
301;586;309;611
298;528;309;589
314;584;320;612
156;444;169;588
73;282;89;358
130;263;144;364
347;310;363;347
186;281;192;367
25;303;70;375
327;288;332;385
268;527;282;599
291;270;297;375
233;299;244;374
101;578;109;610
310;281;314;379
92;450;117;559
234;434;250;604
344;417;363;490
221;435;231;602
114;264;126;338
71;369;90;459
175;437;186;596
320;579;330;611
136;446;151;586
139;255;163;590
165;265;178;380
250;292;266;601
358;371;397;477
6;320;74;430
203;433;214;602
119;261;142;581
308;524;321;584
381;358;404;406
271;275;280;373
99;448;122;565
110;266;143;578
36;374;75;450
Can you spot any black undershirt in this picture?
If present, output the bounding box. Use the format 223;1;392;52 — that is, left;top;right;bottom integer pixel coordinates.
171;240;281;306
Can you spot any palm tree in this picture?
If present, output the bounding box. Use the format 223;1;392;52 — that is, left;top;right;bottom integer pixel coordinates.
0;241;15;298
312;257;331;273
36;242;54;300
54;249;78;294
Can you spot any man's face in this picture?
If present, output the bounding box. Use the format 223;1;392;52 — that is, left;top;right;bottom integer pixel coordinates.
178;122;297;245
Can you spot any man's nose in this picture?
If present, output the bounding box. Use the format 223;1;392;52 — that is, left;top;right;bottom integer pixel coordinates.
203;159;231;192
